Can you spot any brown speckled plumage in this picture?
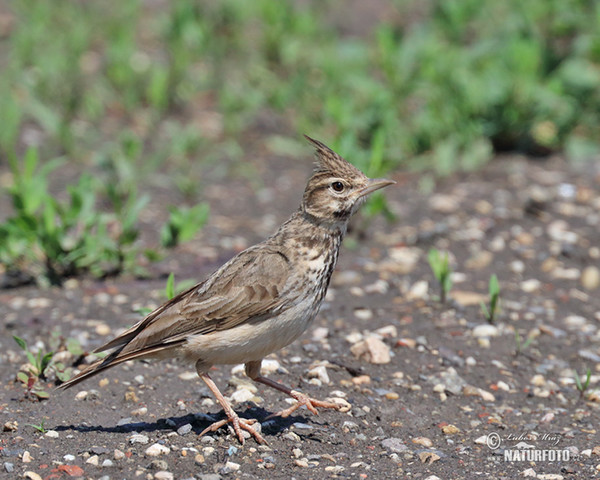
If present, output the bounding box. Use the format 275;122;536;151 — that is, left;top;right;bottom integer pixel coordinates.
60;135;395;444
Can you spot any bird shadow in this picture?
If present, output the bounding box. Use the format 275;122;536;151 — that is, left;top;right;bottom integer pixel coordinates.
54;406;307;439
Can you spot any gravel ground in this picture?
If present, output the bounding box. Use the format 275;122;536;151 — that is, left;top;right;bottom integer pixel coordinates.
1;154;600;480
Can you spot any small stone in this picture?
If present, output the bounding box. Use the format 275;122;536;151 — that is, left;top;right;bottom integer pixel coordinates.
423;476;442;480
307;365;330;384
396;338;416;348
419;451;441;464
102;459;114;468
95;323;111;335
86;455;99;466
442;424;460;434
155;472;174;480
177;423;192;436
3;421;18;432
385;392;400;400
521;468;537;477
178;371;197;381
129;434;149;444
131;407;147;416
564;315;586;329
23;472;42;480
63;454;76;461
472;324;499;337
412;437;433;447
4;463;14;473
75;391;88;401
350;337;391;364
406;280;429;300
520;279;541;292
581;266;600;290
114;449;125;460
229;387;255;404
381;437;408;453
325;465;345;473
353;308;373;321
292;448;303;458
145;443;170;456
124;390;139;402
224;461;240;472
312;327;329;341
294;459;309;467
22;451;33;463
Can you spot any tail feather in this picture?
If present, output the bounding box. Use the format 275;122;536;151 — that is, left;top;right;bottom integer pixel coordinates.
58;341;184;390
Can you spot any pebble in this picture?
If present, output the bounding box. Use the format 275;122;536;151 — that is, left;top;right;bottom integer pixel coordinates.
442;424;460;434
155;472;174;480
350;336;391;364
178;371;197;381
381;437;408;453
22;451;33;463
23;473;42;480
131;407;148;416
63;454;75;461
145;443;170;456
406;280;429;300
223;461;240;472
472;324;499;337
129;433;149;444
307;365;330;384
44;430;59;438
412;436;433;447
424;476;442;480
353;308;373;321
581;266;600;290
86;455;99;465
312;327;329;341
520;279;541;292
229;387;256;404
4;463;14;473
3;421;18;432
177;423;192;436
114;449;125;460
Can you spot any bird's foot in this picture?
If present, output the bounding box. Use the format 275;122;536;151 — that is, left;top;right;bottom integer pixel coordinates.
199;414;266;445
267;390;340;419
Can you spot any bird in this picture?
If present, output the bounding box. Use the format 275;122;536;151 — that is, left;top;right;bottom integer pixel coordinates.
59;135;395;444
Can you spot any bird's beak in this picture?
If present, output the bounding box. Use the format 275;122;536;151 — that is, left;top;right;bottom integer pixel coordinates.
358;178;396;198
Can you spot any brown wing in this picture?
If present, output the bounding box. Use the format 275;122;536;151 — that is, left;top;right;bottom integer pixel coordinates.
113;246;293;355
59;246;294;389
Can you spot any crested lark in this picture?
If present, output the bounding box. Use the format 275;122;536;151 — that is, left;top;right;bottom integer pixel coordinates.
60;136;395;444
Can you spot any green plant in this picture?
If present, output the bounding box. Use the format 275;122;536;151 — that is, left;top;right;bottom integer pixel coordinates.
514;330;534;356
427;249;453;303
13;336;53;380
160;203;210;249
27;420;47;434
481;274;500;324
574;368;592;400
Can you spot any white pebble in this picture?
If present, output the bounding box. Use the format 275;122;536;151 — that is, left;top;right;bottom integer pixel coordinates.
472;324;499;338
145;443;170;456
129;433;149;444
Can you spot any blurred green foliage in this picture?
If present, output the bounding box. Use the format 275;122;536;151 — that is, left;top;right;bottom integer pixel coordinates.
2;0;599;171
1;0;599;282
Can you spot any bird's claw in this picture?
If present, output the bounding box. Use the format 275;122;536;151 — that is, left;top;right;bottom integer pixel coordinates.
267;390;340;419
199;415;266;445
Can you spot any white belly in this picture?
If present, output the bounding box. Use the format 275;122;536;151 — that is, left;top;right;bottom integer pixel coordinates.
183;297;319;366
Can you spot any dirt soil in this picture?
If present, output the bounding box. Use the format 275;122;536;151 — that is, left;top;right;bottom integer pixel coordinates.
1;152;600;480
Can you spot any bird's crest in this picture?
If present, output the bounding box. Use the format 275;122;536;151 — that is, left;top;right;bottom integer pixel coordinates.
304;135;363;178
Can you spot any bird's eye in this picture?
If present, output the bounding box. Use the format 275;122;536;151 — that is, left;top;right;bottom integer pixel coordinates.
331;181;344;192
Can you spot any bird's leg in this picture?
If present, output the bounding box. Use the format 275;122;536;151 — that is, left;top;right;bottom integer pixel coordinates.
198;372;265;444
245;360;340;419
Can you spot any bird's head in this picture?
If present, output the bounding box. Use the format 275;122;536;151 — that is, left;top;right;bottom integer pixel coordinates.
301;135;395;227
